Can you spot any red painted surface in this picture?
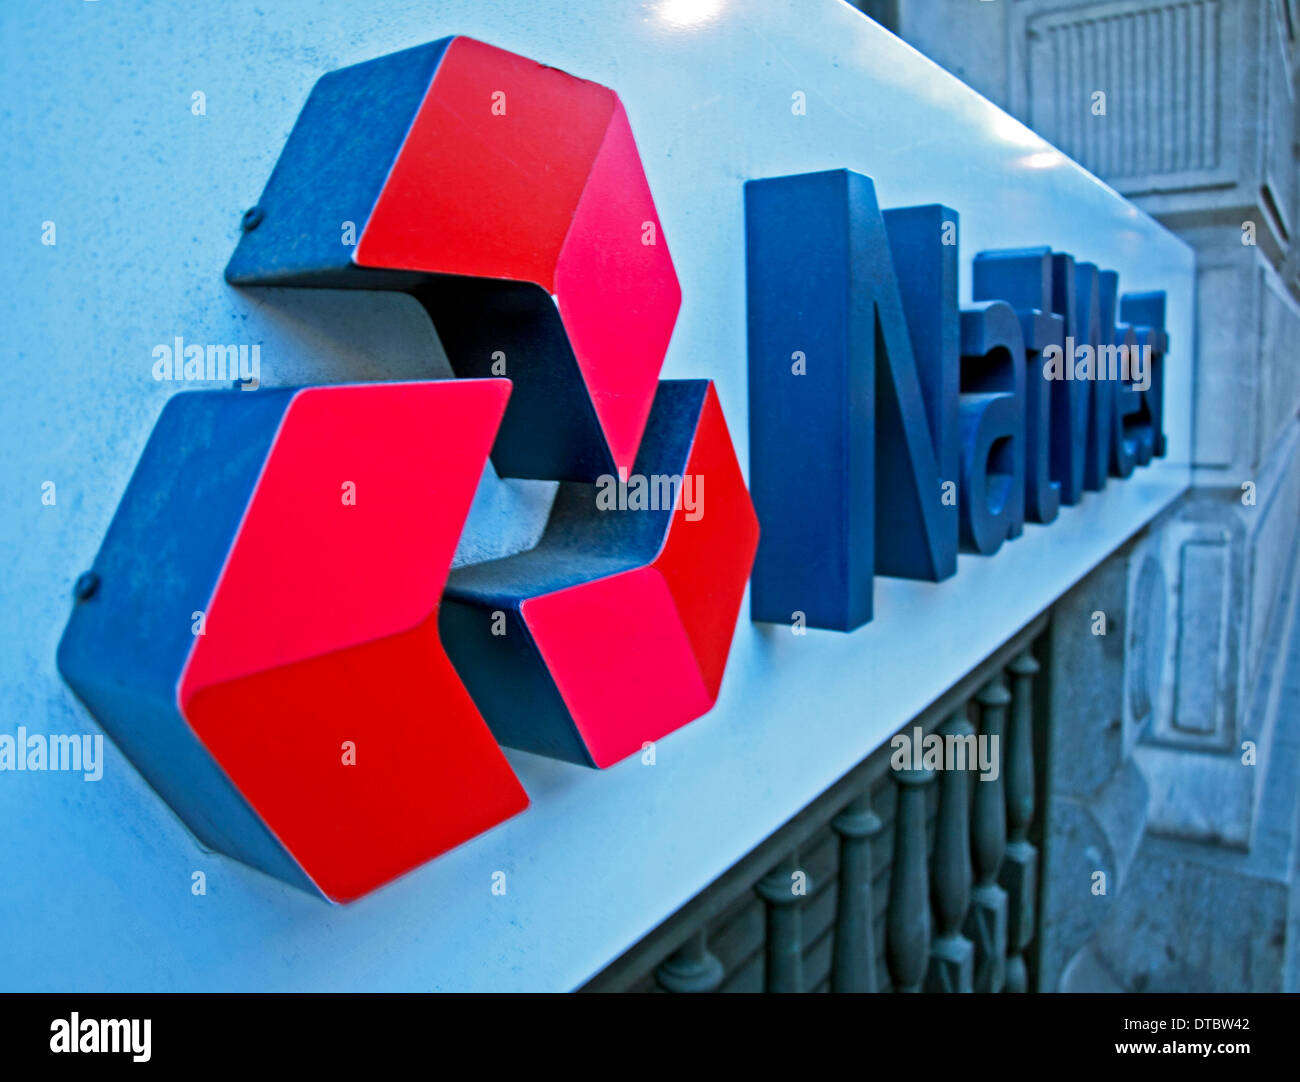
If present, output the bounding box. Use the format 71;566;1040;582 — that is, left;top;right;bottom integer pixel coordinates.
652;384;760;699
179;380;528;903
556;97;682;477
65;35;763;903
521;384;758;768
522;567;714;769
356;37;675;479
355;36;613;290
184;621;527;903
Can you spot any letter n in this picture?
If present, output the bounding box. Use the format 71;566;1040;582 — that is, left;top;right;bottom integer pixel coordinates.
744;170;957;632
877;202;960;582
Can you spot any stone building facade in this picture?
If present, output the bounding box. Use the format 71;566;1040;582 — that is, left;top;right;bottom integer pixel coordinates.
855;0;1300;990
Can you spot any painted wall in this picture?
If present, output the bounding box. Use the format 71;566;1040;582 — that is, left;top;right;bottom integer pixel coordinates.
0;0;1193;989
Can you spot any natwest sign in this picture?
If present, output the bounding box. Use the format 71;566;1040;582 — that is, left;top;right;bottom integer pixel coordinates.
57;35;1170;903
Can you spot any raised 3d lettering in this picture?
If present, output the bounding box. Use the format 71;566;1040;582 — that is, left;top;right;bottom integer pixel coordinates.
745;170;958;632
745;169;1172;632
1120;291;1170;459
971;246;1062;526
958;301;1025;554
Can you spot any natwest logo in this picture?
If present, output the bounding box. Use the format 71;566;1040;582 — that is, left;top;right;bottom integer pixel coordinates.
55;34;1175;906
58;37;758;903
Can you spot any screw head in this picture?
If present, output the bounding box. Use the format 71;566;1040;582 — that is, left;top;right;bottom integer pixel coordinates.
240;205;264;232
73;570;100;601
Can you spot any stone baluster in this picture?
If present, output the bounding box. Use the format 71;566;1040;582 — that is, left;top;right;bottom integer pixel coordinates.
886;764;934;992
654;930;725;993
756;852;810;992
927;709;975;991
1001;650;1040;992
965;676;1010;992
831;793;885;992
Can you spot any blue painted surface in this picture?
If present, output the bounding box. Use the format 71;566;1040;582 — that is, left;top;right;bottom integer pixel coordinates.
1121;292;1170;458
1073;261;1109;494
224;38;451;285
417;279;619;482
957;301;1025;553
442;380;710;765
1047;253;1087;505
971;247;1062;525
1084;263;1115;493
877;202;960;581
1;0;1194;990
746;172;965;632
745;169;876;631
1111;321;1143;478
226;35;626;483
55;388;315;894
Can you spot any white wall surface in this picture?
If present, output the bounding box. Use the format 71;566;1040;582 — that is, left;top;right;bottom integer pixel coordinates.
0;0;1193;990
